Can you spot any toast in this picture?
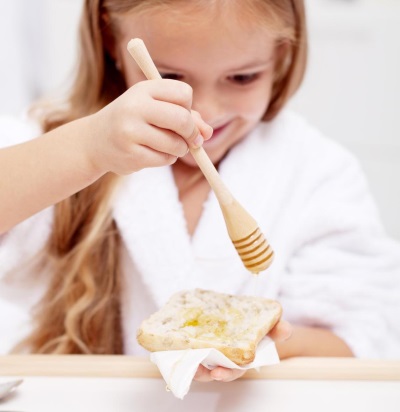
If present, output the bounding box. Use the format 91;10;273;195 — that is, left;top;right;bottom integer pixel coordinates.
137;288;282;365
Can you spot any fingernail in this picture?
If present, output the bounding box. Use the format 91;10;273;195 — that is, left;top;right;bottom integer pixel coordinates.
212;372;223;381
193;134;204;148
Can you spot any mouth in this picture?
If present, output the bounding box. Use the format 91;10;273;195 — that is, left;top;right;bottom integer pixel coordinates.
207;122;230;141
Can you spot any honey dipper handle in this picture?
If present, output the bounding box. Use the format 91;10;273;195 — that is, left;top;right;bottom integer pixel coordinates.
189;146;233;205
127;38;234;205
127;39;162;81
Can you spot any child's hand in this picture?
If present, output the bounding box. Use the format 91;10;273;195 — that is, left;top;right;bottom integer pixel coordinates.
86;79;212;175
193;320;293;383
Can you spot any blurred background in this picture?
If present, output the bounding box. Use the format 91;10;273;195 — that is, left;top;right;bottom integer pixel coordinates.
0;0;399;240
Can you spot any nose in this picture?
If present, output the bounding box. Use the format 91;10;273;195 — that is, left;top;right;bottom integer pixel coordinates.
192;87;225;125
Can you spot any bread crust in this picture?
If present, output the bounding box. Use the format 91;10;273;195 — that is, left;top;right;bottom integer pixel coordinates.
137;289;282;365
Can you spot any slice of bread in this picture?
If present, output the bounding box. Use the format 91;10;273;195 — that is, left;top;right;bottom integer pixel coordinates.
137;288;282;365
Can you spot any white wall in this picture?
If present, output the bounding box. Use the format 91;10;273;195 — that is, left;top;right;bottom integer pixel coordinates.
0;0;82;112
291;0;400;240
1;0;399;239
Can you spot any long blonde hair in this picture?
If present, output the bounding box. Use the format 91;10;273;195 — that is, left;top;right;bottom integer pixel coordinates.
21;0;307;354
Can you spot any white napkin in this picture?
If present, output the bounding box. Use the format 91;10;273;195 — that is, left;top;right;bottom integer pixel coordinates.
150;337;279;399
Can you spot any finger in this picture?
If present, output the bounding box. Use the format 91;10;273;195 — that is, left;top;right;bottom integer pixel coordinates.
137;125;189;158
191;110;213;141
145;100;202;148
135;145;179;169
210;367;246;382
184;126;204;149
137;79;194;110
181;111;213;150
116;144;178;174
193;365;214;382
268;320;293;342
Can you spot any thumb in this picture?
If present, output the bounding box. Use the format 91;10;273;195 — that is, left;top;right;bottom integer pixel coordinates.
268;320;293;343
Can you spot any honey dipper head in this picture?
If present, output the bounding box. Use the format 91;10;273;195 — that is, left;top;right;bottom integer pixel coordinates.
232;228;274;274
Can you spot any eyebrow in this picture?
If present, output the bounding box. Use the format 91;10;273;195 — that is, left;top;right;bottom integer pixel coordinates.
154;58;274;73
228;58;275;72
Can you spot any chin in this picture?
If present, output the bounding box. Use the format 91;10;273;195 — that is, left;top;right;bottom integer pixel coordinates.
177;154;200;168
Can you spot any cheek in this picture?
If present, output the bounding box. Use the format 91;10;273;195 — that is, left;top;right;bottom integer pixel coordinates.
120;52;147;87
123;68;147;87
235;88;271;122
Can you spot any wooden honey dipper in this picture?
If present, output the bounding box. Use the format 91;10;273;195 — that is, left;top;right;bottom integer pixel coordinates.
127;38;274;274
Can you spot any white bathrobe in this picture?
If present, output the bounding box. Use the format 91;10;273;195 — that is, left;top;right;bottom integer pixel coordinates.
1;110;400;358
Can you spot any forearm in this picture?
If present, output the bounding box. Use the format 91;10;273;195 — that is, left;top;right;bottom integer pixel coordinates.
276;325;354;359
0;116;104;233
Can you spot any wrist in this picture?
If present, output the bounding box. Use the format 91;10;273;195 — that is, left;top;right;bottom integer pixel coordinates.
72;114;108;179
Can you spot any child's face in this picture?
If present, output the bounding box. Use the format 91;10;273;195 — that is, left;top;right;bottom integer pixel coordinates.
115;5;277;166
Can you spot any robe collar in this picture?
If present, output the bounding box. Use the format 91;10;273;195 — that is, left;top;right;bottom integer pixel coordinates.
113;119;288;306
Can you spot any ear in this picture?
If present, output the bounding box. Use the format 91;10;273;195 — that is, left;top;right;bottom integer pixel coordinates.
275;40;290;62
273;40;292;80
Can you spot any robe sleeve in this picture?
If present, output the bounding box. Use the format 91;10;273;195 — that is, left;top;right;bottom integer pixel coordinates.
279;146;400;359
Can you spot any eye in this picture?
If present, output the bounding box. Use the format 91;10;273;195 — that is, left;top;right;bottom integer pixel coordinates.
228;73;260;85
159;73;184;81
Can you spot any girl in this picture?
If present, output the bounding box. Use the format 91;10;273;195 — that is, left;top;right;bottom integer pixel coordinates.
1;0;399;383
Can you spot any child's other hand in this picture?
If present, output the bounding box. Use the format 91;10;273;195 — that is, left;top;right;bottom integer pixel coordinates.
193;320;293;383
87;79;212;175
